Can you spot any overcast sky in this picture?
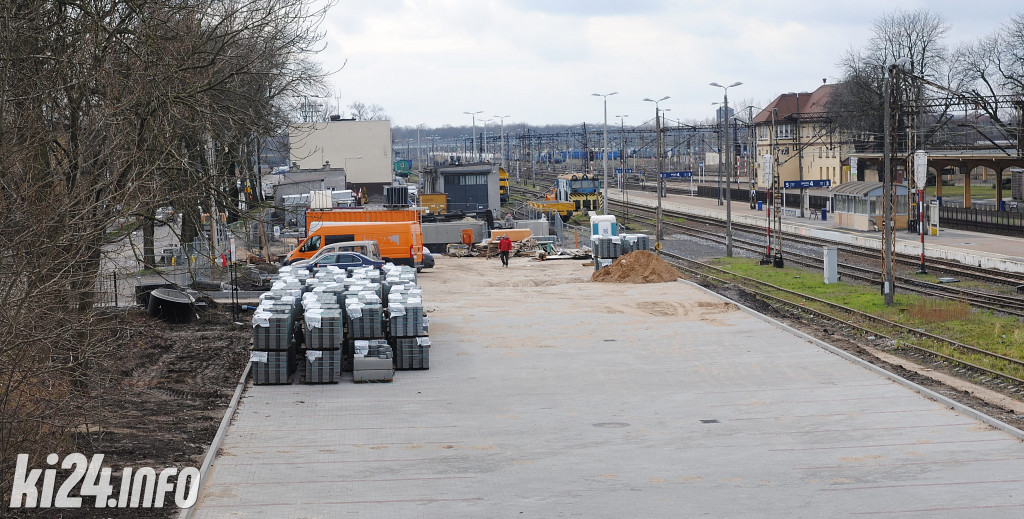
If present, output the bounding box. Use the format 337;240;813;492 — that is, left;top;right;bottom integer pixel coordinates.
317;0;1020;129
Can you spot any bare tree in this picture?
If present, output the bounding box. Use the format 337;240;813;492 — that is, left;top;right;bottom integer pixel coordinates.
829;8;960;162
950;13;1024;152
349;100;389;120
0;0;331;501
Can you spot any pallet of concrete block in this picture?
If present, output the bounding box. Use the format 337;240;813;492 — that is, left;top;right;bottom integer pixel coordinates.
304;308;343;349
304;348;342;383
345;289;384;339
389;290;425;335
252;296;297;350
619;233;651;254
390;336;430;370
250;345;296;385
352;339;394;382
347;266;382;285
382;264;417;287
593;258;614;271
591;235;622;259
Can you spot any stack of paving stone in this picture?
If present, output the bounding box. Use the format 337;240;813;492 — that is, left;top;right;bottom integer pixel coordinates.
352;339;394;382
386;286;426;337
390;336;431;370
384;266;430;370
344;288;383;338
591;236;623;261
250;281;303;385
382;264;417;292
619;234;651;254
301;285;344;383
342;267;385;375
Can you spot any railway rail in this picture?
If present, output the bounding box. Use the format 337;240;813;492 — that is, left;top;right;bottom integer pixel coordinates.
659;250;1024;389
615;200;1024;317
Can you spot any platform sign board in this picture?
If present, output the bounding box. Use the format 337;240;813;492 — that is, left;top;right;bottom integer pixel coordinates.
783;179;831;189
660;171;693;179
914;151;928;189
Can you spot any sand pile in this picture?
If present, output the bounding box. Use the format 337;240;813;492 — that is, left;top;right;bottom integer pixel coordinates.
591;250;682;283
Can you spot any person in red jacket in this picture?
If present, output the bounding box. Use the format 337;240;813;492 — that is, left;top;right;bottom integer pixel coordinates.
497;236;513;268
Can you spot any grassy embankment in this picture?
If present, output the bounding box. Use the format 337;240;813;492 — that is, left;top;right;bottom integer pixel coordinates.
706;257;1024;379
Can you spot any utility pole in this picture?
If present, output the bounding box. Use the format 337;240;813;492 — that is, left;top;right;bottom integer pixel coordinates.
464;110;482;162
593;92;618;215
644;96;670;243
865;57;908;306
711;82;742;257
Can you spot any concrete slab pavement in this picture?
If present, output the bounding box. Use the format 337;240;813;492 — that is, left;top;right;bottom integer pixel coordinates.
189;256;1024;518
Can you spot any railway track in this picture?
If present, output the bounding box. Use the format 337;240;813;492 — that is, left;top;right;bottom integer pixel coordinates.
515;174;1024;283
512;174;1024;305
658;250;1024;389
615;200;1024;317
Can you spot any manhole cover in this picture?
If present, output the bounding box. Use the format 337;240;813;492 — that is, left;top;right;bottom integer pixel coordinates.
592;422;631;428
700;419;720;424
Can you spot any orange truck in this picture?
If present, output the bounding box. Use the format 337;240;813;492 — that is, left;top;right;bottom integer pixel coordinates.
285;220;424;268
305;208;419;234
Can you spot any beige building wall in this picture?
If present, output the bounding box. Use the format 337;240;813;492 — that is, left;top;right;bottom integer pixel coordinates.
289;120;393;185
753;122;852;189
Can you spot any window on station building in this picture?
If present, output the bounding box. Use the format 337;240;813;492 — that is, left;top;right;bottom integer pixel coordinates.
450;174;487;185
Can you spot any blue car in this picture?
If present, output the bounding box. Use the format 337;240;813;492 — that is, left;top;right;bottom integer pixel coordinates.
302;251;384;270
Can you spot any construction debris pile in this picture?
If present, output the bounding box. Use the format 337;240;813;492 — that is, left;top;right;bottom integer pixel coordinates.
446;237;589;260
591;250;682;284
249;264;429;385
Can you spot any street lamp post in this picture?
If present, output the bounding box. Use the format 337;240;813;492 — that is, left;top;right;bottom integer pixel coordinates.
616;115;628;192
464;111;483;161
593;92;618;214
643;96;670;243
710;81;742;258
863;57;908;306
481;119;492;161
712;102;724;205
416;124;422;171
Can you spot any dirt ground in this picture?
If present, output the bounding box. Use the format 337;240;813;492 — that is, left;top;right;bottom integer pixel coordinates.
13;307;251;519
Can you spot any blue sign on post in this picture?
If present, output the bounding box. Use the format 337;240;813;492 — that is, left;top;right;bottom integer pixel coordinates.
660;171;693;179
783;179;831;189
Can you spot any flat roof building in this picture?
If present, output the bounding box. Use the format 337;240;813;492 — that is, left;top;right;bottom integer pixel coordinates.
831;181;909;231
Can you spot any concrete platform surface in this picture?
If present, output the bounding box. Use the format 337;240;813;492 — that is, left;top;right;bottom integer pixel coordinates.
190;257;1024;518
614;188;1024;270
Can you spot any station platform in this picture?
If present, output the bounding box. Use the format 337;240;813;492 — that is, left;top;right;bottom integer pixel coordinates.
187;257;1024;518
611;187;1024;273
